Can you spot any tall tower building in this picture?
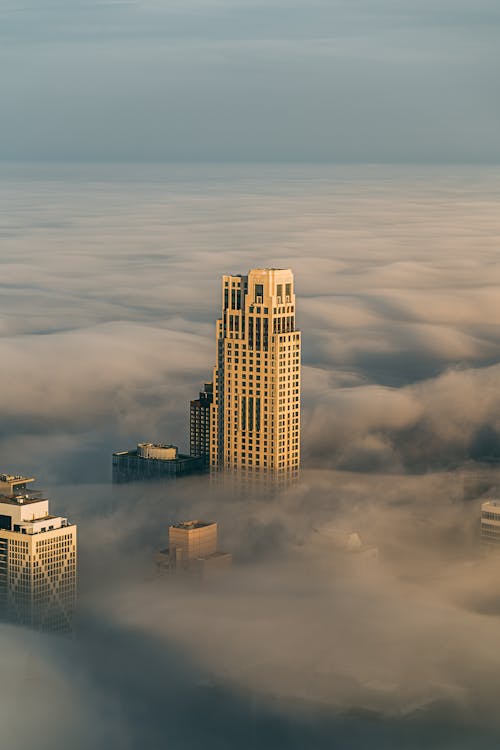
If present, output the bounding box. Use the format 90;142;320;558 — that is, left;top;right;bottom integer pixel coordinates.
0;480;77;633
210;268;300;483
190;382;213;465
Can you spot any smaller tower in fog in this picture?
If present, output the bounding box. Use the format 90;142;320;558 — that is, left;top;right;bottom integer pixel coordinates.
190;383;213;465
155;520;231;579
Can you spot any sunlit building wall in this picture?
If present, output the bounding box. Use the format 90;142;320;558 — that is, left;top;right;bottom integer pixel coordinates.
480;500;500;545
0;492;77;633
156;520;232;578
209;268;301;483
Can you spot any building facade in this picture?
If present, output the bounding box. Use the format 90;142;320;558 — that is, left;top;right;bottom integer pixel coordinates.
155;520;231;578
112;443;205;483
480;500;500;545
0;489;77;633
190;383;213;464
0;473;35;496
209;268;301;483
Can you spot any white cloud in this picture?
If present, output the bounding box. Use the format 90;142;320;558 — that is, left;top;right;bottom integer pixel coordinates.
1;165;500;746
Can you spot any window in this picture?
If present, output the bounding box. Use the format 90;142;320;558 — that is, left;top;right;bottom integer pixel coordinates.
255;284;264;303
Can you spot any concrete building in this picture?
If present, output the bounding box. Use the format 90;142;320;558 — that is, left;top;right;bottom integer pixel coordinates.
0;487;77;633
156;520;231;579
0;473;35;496
209;268;301;484
480;500;500;545
190;383;213;465
112;442;204;483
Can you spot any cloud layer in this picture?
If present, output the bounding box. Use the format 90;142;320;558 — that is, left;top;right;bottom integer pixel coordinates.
2;164;500;475
2;164;500;748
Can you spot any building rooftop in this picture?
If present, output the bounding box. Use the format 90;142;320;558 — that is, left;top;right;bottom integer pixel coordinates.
0;494;47;506
251;267;288;272
195;551;230;561
16;517;73;535
482;500;500;510
138;442;176;450
171;520;214;531
113;449;194;459
0;474;34;484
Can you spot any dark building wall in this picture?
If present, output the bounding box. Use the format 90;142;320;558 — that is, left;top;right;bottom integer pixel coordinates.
112;452;205;484
190;383;213;464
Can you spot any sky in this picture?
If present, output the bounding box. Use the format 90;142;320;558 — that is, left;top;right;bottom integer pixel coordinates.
1;164;500;748
1;0;499;162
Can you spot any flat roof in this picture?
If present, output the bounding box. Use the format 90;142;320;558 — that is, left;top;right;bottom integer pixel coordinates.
0;474;34;484
196;551;231;560
171;520;215;531
251;267;288;271
113;450;197;461
0;494;47;506
482;500;500;509
137;442;176;449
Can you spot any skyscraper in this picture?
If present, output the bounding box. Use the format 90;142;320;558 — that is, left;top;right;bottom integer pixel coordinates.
209;268;301;484
0;479;77;633
190;382;213;465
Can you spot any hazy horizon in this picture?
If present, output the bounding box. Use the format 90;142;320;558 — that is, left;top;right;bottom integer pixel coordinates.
2;0;499;164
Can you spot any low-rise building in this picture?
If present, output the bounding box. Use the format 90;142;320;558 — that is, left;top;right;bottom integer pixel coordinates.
112;442;205;483
156;520;231;579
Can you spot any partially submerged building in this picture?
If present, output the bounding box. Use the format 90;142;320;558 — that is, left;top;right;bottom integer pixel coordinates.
480;500;500;546
112;442;205;484
208;268;301;489
190;383;213;465
155;520;232;579
0;475;77;633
